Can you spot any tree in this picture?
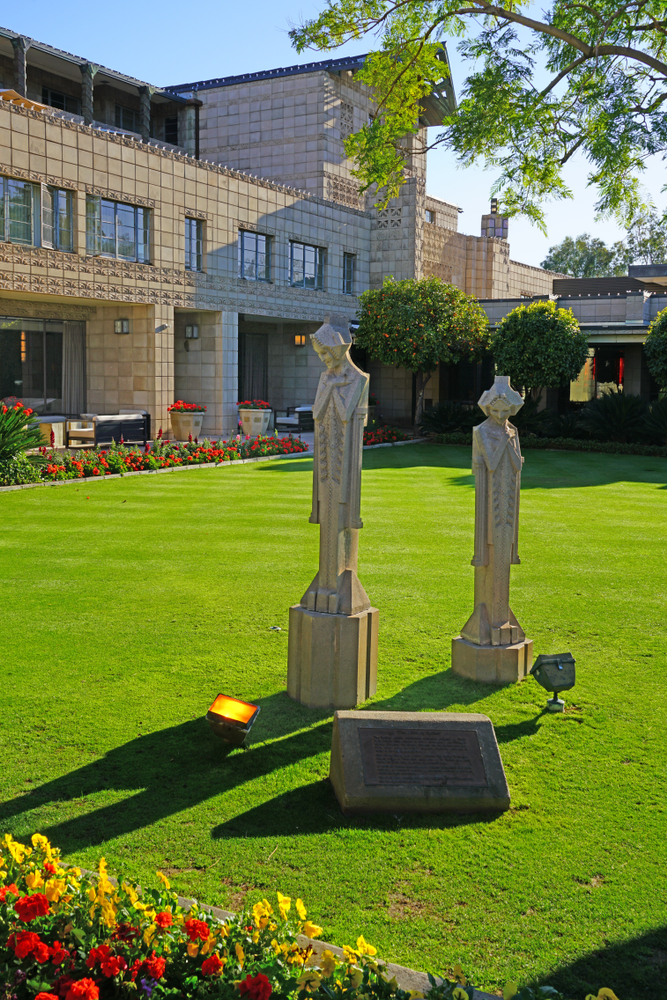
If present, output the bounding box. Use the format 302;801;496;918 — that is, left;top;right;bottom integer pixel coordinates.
644;307;667;390
491;300;589;394
355;276;489;429
291;1;667;227
612;208;667;269
541;234;624;277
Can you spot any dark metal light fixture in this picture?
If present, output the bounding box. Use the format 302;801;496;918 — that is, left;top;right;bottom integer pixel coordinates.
530;653;576;712
206;693;260;747
114;319;130;334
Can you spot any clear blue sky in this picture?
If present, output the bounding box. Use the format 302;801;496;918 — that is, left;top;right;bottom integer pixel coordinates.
5;0;666;266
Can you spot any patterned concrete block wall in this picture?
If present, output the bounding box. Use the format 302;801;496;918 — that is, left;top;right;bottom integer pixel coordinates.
266;322;323;412
174;310;223;437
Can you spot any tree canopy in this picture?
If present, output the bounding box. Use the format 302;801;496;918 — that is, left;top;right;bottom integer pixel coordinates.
491;300;589;391
291;1;667;228
355;275;489;427
541;234;624;278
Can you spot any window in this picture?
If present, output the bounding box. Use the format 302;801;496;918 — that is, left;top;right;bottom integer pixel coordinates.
290;242;324;290
115;105;140;132
164;116;178;145
425;209;435;224
238;231;271;282
0;176;37;245
0;317;64;414
42;87;80;115
343;253;356;295
41;186;73;252
185;218;203;271
85;196;150;262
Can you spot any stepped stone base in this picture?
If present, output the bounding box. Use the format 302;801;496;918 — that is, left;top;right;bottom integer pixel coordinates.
451;635;533;684
287;604;378;709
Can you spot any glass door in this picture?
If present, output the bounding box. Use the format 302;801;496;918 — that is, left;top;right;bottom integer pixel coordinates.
0;318;64;414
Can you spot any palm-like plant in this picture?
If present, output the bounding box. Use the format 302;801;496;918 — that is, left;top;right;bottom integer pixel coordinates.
0;402;45;463
420;401;479;434
579;392;648;443
644;397;667;445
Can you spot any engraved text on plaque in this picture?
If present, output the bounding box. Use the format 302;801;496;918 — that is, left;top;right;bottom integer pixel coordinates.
358;728;488;787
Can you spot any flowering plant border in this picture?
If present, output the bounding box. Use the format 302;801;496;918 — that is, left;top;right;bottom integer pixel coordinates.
236;401;271;410
168;402;207;413
363;426;409;446
0;834;619;1000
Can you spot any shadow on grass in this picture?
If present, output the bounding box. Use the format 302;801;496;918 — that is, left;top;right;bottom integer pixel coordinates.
369;668;508;711
540;923;667;1000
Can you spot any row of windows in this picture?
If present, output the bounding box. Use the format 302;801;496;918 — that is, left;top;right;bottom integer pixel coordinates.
41;90;179;143
0;177;357;290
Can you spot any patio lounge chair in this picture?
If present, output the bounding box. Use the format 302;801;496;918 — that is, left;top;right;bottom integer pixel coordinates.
66;413;148;448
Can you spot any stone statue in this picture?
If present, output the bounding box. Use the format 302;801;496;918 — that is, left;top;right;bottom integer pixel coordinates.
451;375;533;684
287;319;378;709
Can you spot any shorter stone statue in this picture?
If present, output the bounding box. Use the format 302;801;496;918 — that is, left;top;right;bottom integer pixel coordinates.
451;375;533;684
287;319;378;709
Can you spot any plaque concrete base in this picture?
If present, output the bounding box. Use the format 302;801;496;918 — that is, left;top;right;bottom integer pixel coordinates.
287;604;378;709
329;710;510;814
451;635;533;685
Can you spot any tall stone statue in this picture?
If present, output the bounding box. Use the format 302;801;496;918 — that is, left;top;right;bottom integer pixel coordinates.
287;319;378;709
451;375;533;684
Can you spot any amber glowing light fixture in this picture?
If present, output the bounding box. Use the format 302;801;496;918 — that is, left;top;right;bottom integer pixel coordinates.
206;693;260;747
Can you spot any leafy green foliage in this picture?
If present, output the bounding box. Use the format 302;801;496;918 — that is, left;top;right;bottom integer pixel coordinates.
420;401;479;434
491;300;588;391
291;0;667;224
614;208;667;268
0;453;41;486
644;396;667;444
0;402;44;464
644;306;667;389
579;391;649;443
541;234;624;278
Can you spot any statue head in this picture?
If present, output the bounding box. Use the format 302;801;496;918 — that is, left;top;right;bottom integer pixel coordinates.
478;375;524;425
311;320;352;372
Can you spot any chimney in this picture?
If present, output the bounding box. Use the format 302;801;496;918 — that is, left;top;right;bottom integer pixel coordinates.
481;198;508;240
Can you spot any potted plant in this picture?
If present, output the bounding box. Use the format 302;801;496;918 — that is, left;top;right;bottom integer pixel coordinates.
237;399;272;437
168;401;206;441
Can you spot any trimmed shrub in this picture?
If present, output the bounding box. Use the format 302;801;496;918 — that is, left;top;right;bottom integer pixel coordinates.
491;300;589;392
420;401;478;434
579;392;648;442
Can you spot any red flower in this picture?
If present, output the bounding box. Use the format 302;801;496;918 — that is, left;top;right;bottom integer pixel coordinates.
184;917;210;942
51;974;75;998
201;953;225;977
86;944;126;977
0;883;19;901
155;911;173;929
44;862;57;875
144;952;166;980
35;994;59;1000
238;973;272;1000
14;893;50;922
9;930;42;958
51;941;68;966
65;979;100;1000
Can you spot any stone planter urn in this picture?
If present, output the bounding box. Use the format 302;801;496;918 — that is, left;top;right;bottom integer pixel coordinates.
239;408;271;438
170;410;205;441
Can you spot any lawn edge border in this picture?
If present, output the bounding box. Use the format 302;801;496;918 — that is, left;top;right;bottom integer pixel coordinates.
0;439;428;493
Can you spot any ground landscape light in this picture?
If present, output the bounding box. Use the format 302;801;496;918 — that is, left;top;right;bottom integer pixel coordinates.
530;653;576;713
206;693;260;747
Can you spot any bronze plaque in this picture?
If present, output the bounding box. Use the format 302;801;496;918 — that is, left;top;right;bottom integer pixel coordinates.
358;727;488;787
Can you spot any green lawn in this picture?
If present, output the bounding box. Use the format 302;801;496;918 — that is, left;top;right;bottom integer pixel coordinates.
1;445;666;998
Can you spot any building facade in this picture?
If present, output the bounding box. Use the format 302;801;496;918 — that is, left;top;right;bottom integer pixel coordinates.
0;27;558;435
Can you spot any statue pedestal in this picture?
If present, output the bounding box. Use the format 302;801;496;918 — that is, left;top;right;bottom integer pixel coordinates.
451;635;533;685
287;604;378;709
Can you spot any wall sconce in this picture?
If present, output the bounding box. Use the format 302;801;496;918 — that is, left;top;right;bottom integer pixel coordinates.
206;693;260;747
114;319;130;334
185;325;199;339
294;334;307;347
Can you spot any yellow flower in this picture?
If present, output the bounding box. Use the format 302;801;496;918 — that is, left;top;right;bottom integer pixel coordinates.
219;922;229;938
271;939;281;956
68;868;82;879
31;835;54;860
187;942;200;958
144;924;157;946
3;835;30;864
277;891;291;921
382;974;398;990
45;879;66;903
349;967;364;989
156;871;170;890
303;921;322;940
319;950;337;978
201;937;215;956
588;993;620;1000
453;965;467;987
343;945;359;964
253;901;270;930
356;936;377;957
252;931;260;944
26;871;44;889
297;971;322;993
408;992;424;999
503;985;519;1000
296;898;307;921
452;990;468;1000
235;943;245;968
87;887;97;903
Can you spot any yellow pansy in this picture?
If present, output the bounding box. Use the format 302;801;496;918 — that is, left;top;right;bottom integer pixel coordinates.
45;878;66;902
253;901;270;930
26;871;44;889
586;993;620;1000
252;931;260;944
454;965;467;987
297;971;322;992
503;985;519;1000
31;835;54;861
303;921;323;940
122;882;139;905
271;939;281;956
235;943;245;968
319;950;337;978
201;937;215;956
68;867;82;879
187;942;200;958
453;989;468;1000
277;891;291;920
356;936;377;957
143;924;157;946
343;945;358;964
3;835;30;864
87;887;97;903
349;967;364;989
296;898;307;921
219;922;229;938
156;871;170;890
408;992;425;999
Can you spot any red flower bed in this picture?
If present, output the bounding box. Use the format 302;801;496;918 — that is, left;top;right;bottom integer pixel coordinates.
167;401;207;412
363;426;409;446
